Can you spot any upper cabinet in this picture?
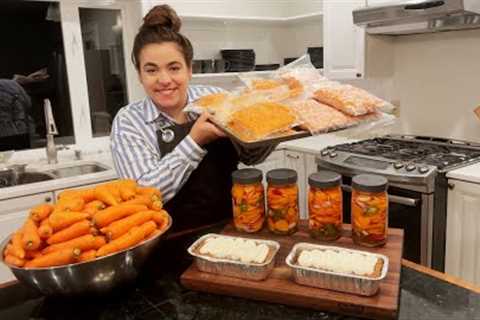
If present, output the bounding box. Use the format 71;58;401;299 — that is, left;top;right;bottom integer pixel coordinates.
323;0;366;79
143;0;365;81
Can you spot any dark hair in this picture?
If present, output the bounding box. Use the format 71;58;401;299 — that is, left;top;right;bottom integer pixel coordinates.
131;5;193;70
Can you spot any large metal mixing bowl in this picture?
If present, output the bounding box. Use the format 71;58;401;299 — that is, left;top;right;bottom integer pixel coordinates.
0;215;171;296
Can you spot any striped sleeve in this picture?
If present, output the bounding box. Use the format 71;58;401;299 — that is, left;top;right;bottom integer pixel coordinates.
110;109;206;203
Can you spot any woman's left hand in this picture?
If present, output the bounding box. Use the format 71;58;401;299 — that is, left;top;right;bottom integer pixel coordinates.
189;112;226;146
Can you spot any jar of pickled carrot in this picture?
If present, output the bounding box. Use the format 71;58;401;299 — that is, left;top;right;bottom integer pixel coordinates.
351;174;388;247
308;171;343;241
231;168;265;233
266;169;299;235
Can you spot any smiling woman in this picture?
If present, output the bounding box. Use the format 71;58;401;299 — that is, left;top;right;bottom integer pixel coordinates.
110;4;274;234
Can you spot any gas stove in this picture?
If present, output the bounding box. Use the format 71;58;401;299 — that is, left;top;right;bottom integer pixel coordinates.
318;135;480;192
316;134;480;270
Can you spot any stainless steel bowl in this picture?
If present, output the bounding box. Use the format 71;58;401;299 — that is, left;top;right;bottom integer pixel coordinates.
0;215;171;296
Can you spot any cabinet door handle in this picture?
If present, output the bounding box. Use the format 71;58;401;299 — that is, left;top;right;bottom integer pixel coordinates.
286;153;300;160
45;196;52;202
448;183;455;190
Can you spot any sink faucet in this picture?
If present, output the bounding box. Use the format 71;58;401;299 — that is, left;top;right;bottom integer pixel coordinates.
44;99;59;164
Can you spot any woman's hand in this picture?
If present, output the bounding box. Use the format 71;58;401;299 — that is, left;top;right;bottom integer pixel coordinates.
189;112;226;146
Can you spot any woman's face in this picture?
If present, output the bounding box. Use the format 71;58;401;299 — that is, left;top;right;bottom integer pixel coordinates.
138;42;192;113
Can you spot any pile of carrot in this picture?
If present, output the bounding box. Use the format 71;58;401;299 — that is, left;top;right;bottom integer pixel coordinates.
2;179;170;269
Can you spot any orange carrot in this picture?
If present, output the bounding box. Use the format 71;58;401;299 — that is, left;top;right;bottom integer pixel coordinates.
78;249;97;263
152;210;169;229
122;195;153;207
25;249;43;259
42;234;105;254
94;185;119;206
58;188;96;203
30;204;54;222
11;231;26;259
38;219;53;239
5;255;25;267
93;204;148;228
48;211;89;231
25;248;81;268
101;211;154;240
83;200;106;217
56;197;85;212
96;221;156;257
3;244;13;257
22;218;41;251
47;220;92;245
136;187;162;202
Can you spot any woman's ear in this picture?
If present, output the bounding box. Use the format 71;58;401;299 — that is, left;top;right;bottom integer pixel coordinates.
188;65;193;80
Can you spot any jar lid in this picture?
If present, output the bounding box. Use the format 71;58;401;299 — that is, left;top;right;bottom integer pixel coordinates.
309;171;341;189
266;168;297;185
232;168;263;184
352;174;388;193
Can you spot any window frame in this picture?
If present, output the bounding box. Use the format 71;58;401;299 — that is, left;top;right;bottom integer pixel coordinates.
11;0;140;157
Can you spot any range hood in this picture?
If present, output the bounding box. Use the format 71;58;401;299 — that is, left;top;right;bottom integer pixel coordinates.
353;0;480;35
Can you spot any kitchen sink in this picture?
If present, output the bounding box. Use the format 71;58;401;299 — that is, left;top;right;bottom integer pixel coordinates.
0;171;56;188
46;163;109;179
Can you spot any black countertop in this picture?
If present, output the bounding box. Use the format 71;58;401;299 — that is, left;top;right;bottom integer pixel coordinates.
0;238;479;320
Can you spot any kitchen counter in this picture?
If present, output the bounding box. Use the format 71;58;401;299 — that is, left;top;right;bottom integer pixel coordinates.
0;234;478;320
446;162;480;184
278;133;356;154
0;154;118;201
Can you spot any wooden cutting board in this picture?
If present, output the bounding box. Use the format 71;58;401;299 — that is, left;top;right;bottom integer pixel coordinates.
181;222;403;320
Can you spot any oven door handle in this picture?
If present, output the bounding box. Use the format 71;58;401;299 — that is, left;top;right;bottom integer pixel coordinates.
341;185;420;207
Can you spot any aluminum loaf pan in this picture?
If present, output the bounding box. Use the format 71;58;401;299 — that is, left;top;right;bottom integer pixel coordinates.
187;233;280;281
285;242;389;296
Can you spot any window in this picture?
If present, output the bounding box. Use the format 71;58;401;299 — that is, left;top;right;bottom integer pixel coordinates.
0;1;74;152
79;8;128;137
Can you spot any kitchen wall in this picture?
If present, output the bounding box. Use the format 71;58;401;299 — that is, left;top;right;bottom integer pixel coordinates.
383;29;480;142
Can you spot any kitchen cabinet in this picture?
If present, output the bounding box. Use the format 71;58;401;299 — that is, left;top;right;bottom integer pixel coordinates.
240;149;285;176
445;179;480;286
284;151;318;220
323;0;366;79
366;0;398;6
284;150;307;219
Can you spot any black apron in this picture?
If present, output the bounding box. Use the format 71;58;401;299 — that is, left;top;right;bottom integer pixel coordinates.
156;119;238;233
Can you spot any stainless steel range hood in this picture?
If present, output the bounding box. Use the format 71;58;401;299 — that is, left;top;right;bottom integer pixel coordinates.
353;0;480;35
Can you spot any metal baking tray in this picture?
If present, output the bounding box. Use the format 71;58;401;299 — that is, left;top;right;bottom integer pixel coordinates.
187;233;280;281
285;242;389;296
210;118;310;149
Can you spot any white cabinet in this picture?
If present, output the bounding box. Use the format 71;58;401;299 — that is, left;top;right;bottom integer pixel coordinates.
0;192;54;284
284;150;307;219
445;179;480;286
366;0;398;6
284;151;318;219
323;0;366;79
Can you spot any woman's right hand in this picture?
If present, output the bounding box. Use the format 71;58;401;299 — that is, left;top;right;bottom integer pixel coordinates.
189;112;226;146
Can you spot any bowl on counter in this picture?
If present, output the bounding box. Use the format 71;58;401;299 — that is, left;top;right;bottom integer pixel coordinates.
0;214;172;296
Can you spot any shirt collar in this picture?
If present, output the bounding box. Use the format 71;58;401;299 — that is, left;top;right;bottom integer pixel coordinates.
143;93;196;124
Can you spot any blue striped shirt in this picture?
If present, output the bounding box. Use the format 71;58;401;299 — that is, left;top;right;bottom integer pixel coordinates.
110;85;224;203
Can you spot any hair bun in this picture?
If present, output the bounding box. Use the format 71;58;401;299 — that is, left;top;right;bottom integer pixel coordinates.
143;4;181;32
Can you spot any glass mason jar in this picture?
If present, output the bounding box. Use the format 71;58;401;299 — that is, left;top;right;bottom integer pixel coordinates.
308;171;343;241
266;168;299;235
231;168;265;233
351;174;388;247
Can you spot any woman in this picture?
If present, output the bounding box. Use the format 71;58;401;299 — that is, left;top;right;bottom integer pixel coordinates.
111;5;272;233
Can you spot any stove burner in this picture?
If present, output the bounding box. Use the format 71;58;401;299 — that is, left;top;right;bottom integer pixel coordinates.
334;136;480;170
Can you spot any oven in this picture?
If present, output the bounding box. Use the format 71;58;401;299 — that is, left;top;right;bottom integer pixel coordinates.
316;135;480;271
316;152;436;268
339;175;432;265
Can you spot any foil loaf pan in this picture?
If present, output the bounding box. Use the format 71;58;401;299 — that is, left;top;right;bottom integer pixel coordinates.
187;233;280;281
285;243;389;296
